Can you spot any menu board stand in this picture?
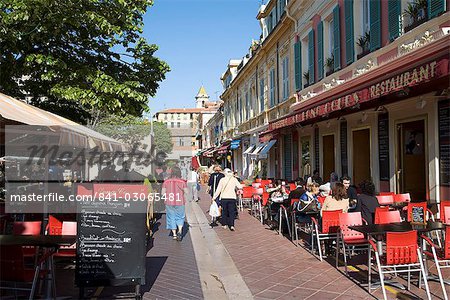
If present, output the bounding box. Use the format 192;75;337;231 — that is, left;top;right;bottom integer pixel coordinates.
76;184;147;300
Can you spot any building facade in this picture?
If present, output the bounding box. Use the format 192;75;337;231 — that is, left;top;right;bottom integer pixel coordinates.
154;87;221;165
202;0;449;208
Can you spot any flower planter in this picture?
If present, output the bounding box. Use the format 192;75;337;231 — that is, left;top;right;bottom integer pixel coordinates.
357;50;370;60
325;70;334;77
405;15;428;33
303;83;310;89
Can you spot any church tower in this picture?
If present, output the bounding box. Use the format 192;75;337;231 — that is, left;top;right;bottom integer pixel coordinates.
195;85;209;108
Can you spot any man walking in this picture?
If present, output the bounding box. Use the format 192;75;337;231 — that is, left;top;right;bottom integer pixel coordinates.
187;167;199;202
208;165;225;226
208;165;225;200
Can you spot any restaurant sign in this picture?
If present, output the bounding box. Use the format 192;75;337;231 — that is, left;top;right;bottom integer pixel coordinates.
269;59;447;131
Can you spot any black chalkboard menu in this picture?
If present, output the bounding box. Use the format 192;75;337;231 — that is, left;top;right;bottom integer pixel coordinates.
340;121;348;176
76;184;147;298
314;126;320;171
438;100;450;186
411;205;426;225
378;113;390;181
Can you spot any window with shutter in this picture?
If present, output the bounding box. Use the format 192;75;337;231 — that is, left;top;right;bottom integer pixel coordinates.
370;0;381;51
294;40;302;90
388;0;401;41
259;78;265;112
270;68;275;107
317;21;324;80
429;0;446;19
333;5;341;70
308;30;315;85
345;0;354;65
282;56;289;100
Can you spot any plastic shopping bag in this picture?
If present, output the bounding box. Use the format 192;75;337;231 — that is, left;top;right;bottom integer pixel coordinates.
209;201;221;217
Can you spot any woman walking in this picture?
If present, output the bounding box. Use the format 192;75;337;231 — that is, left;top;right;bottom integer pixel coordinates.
212;168;242;231
162;166;188;241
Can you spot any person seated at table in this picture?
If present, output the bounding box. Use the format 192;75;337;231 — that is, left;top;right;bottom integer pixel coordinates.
321;182;350;216
295;182;320;222
354;180;379;224
267;180;288;225
287;178;306;202
341;175;358;210
317;182;331;206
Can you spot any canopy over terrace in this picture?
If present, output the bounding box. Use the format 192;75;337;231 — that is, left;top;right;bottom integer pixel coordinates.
0;93;126;152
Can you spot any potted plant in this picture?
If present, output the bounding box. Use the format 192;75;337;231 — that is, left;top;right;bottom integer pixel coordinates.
357;31;370;59
303;71;310;88
404;0;428;32
325;55;334;76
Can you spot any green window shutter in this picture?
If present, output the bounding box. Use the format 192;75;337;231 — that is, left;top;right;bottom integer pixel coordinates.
294;40;302;91
388;0;401;41
345;0;354;65
317;21;324;80
308;29;315;84
429;0;446;19
370;0;381;51
333;5;341;70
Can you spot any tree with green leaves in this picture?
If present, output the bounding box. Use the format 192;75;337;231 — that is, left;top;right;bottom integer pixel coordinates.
0;0;169;124
152;121;173;155
94;114;173;155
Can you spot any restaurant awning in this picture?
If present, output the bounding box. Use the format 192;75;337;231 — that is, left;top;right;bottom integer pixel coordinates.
217;144;230;154
243;145;255;155
230;139;241;150
0;93;126;151
250;143;266;158
201;148;215;157
258;140;276;159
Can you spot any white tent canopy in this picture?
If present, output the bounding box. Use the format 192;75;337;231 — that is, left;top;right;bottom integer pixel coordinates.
0;93;126;151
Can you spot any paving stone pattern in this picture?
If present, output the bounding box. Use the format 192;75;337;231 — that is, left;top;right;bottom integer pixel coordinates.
196;188;450;300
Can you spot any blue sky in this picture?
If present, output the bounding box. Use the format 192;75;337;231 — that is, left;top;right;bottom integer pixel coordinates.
143;0;262;115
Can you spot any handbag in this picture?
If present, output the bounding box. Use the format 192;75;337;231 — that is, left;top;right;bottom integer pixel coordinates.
209;201;221;217
297;194;319;213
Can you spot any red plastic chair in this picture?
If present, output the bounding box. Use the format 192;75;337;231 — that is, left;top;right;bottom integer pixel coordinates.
370;231;430;300
406;202;434;222
252;182;261;189
444;207;450;224
311;209;342;261
13;221;42;235
376;195;394;206
317;195;326;205
394;193;411;203
379;192;395;196
239;186;254;211
252;187;264;223
336;212;370;274
374;206;390;224
376;210;402;224
54;221;77;257
47;215;63;235
13;221;42;257
422;225;450;300
440;200;450;224
288;183;296;192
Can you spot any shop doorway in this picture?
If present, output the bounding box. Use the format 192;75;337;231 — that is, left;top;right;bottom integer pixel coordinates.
301;136;311;179
322;134;335;182
396;119;426;201
352;128;371;186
